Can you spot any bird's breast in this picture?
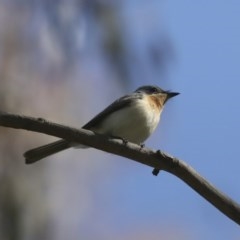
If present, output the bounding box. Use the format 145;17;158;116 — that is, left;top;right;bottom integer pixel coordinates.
94;97;162;144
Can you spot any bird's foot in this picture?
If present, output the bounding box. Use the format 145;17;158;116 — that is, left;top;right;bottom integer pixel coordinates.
121;138;128;145
140;143;145;148
112;136;128;145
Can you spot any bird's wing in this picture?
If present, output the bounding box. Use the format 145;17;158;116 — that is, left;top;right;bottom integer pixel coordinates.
82;93;142;130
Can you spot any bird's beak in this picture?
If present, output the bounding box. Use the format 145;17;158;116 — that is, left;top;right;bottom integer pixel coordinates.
163;91;179;104
166;92;180;99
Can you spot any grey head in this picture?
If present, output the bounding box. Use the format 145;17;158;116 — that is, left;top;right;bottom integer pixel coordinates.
135;85;179;101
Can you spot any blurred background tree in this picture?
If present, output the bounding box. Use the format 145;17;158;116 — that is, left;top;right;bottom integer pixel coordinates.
0;1;173;240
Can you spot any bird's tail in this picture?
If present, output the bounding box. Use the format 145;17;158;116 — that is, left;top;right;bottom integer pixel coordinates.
24;139;71;164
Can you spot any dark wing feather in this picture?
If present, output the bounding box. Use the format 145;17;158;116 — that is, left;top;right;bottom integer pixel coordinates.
82;93;142;130
23;92;142;164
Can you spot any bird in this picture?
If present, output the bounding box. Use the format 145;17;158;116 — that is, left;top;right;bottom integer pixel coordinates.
24;85;179;174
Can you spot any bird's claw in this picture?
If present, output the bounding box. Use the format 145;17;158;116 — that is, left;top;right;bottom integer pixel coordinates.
121;138;128;145
112;136;128;145
140;143;145;148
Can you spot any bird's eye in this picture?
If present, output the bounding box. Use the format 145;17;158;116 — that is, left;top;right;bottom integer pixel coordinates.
151;87;158;93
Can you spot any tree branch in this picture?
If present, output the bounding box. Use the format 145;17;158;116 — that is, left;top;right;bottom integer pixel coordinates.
0;111;240;225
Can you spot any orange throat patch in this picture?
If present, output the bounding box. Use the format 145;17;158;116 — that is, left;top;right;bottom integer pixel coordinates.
148;94;166;111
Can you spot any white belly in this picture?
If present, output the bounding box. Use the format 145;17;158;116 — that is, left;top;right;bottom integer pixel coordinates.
93;98;161;144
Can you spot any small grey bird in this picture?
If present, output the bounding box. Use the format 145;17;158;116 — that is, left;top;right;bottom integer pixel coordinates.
24;85;179;171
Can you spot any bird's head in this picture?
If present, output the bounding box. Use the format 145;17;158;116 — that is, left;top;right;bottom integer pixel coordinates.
135;85;179;105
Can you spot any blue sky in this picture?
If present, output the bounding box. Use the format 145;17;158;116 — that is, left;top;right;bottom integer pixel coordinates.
109;1;240;239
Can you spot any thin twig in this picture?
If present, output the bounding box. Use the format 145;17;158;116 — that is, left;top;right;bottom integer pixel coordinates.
0;111;240;225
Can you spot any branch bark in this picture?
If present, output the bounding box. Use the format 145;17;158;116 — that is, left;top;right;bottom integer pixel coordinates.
0;111;240;225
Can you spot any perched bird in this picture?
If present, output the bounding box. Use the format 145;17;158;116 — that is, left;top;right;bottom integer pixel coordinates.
24;85;179;174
